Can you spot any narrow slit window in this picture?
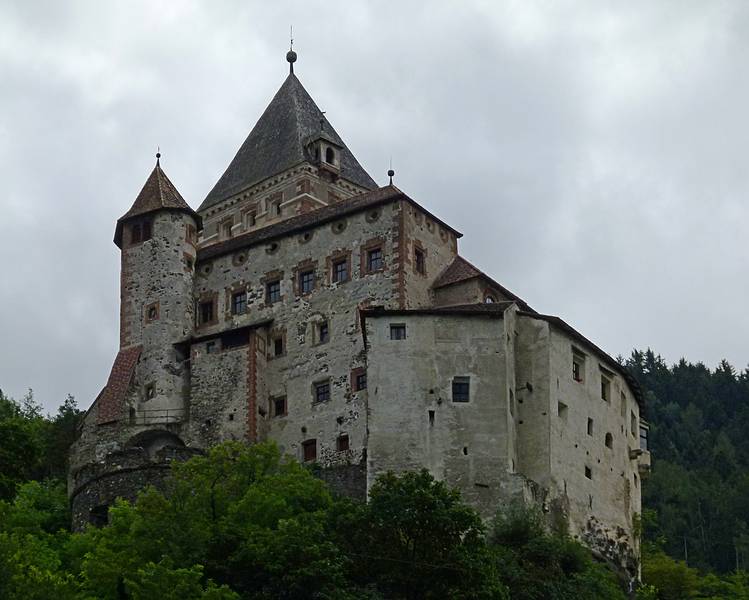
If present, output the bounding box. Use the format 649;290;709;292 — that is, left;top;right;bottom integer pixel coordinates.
415;247;426;274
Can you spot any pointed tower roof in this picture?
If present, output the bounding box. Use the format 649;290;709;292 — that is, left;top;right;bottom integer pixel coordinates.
199;73;376;212
114;156;200;246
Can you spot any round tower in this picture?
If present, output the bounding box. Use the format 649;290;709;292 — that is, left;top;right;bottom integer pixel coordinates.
113;154;200;429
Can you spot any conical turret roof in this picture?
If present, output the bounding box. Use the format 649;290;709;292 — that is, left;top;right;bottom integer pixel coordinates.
199;73;376;212
114;159;199;246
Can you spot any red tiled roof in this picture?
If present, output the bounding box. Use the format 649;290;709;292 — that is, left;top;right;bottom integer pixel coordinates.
96;345;142;425
114;162;200;246
432;256;534;312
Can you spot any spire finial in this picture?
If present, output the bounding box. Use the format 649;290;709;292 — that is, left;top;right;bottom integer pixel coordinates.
388;157;394;185
286;26;297;74
156;146;161;166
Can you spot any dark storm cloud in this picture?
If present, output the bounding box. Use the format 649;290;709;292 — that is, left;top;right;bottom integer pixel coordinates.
1;1;746;412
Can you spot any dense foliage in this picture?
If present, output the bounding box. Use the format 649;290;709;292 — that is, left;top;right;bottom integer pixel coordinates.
0;436;624;599
624;350;749;574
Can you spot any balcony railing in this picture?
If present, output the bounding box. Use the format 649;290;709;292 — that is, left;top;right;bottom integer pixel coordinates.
129;407;185;426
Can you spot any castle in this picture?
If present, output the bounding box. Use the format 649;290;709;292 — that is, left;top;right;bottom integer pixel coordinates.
69;51;650;577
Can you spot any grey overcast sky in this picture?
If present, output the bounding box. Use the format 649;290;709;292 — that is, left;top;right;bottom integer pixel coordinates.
1;1;747;412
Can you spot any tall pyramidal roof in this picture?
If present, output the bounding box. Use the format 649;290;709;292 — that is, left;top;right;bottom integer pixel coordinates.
114;157;199;246
199;72;377;212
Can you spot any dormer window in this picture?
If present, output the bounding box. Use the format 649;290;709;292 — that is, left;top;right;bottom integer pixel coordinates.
325;147;335;164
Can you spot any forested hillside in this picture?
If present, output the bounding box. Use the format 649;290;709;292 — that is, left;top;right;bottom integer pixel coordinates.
625;349;749;574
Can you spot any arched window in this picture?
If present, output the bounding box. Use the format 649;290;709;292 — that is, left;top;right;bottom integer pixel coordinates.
484;295;496;304
325;147;335;164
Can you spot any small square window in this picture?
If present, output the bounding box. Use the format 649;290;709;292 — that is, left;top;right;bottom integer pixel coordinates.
318;321;329;344
332;258;348;283
302;439;317;462
355;372;367;391
390;324;406;340
273;336;284;357
367;247;383;272
452;376;470;403
336;434;350;452
199;300;214;325
314;381;330;403
206;341;217;354
272;396;287;418
266;280;281;304
415;247;426;275
299;270;315;294
231;291;247;315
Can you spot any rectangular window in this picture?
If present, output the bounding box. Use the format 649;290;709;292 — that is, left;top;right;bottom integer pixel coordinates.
272;396;287;418
141;220;152;241
221;220;233;239
639;424;649;451
585;466;592;480
199;300;214;325
452;376;470;403
600;367;612;401
318;321;329;344
299;270;315;294
336;434;350;452
390;324;406;340
266;280;281;304
572;349;585;382
206;341;217;354
415;247;426;274
367;247;383;272
314;381;331;403
620;391;627;417
273;336;284;357
245;211;256;228
332;258;348;283
302;439;317;462
355;372;367;391
231;291;247;315
631;411;637;437
558;401;568;421
130;223;142;244
587;417;594;436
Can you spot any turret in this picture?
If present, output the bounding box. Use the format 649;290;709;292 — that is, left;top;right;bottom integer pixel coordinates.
114;154;200;426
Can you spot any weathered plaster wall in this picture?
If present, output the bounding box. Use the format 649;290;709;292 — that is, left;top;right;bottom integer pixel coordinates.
365;312;530;518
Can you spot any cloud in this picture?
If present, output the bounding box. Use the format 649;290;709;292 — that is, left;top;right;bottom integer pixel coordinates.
0;0;747;412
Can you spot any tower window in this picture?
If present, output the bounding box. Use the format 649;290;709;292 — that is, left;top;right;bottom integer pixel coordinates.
231;291;247;315
266;280;281;304
600;367;612;401
302;439;317;462
452;376;470;403
336;434;349;452
605;432;613;449
325;147;335;164
390;324;406;340
332;258;349;283
221;219;233;239
141;220;152;241
299;270;315;295
314;380;331;403
414;247;426;275
366;247;383;272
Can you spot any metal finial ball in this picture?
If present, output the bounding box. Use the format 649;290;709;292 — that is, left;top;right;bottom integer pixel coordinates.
156;152;161;159
286;50;297;64
387;169;395;177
